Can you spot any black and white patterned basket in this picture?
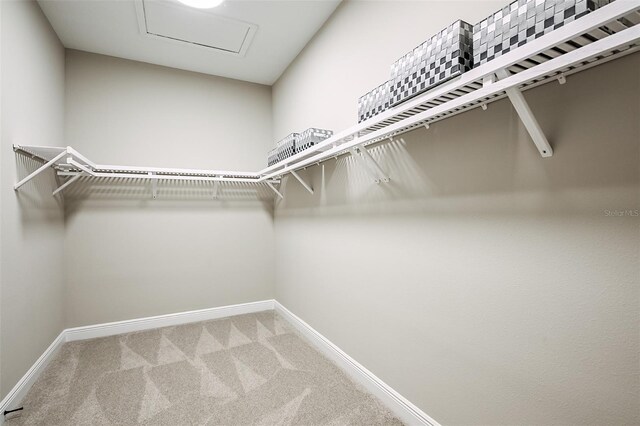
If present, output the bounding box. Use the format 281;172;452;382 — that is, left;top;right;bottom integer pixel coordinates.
276;133;299;162
473;0;612;67
358;81;392;123
390;20;474;107
267;147;278;166
296;128;334;153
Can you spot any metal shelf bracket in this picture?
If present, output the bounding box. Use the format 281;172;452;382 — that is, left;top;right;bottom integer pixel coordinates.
14;148;68;191
349;146;390;184
212;181;219;199
52;173;83;196
483;73;497;87
267;182;284;199
290;170;313;194
496;69;553;157
149;172;157;199
349;148;379;184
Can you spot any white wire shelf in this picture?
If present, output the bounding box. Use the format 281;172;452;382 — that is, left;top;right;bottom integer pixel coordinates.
13;145;282;199
259;0;640;182
14;0;640;199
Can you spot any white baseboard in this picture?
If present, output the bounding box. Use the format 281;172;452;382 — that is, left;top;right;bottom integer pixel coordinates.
65;299;275;342
0;331;66;425
274;301;440;426
2;299;438;426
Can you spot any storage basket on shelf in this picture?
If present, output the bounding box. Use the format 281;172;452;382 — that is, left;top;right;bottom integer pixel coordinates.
358;81;392;123
473;0;613;67
276;133;299;162
296;128;334;153
390;20;474;106
267;147;278;166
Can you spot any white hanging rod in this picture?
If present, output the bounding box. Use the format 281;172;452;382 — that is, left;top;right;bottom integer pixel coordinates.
57;171;276;184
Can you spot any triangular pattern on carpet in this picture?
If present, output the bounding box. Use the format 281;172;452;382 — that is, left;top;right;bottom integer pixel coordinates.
7;311;402;426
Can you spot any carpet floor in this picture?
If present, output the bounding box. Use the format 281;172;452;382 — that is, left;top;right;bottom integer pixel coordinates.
7;310;402;425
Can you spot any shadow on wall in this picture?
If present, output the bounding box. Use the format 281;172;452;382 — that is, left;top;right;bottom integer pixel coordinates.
275;55;640;218
14;154;64;223
12;155;276;220
60;179;276;220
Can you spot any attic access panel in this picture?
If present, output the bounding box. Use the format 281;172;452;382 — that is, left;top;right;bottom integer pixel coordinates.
134;0;257;56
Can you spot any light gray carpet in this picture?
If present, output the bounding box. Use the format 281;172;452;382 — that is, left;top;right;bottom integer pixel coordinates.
8;310;402;425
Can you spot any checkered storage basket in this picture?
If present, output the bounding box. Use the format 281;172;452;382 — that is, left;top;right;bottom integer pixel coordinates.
358;81;392;123
296;128;334;153
390;20;474;107
473;0;612;67
267;147;278;166
276;133;299;162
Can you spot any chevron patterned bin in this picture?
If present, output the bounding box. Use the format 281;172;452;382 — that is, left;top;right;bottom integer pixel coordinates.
390;20;474;106
296;128;333;153
358;81;392;123
267;147;278;166
473;0;613;67
276;133;299;162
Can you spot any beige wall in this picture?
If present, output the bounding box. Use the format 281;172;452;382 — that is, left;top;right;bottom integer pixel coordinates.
63;51;275;327
272;0;507;140
0;0;66;398
272;1;640;424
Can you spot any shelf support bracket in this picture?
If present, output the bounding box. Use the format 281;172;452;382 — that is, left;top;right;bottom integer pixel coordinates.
14;149;68;191
496;69;553;157
212;181;219;199
350;148;379;184
360;146;390;183
266;182;284;199
482;73;497;87
149;172;157;199
290;170;313;194
349;146;389;184
52;173;83;196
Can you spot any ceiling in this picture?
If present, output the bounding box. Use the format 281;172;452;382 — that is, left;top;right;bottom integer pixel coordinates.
38;0;341;85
